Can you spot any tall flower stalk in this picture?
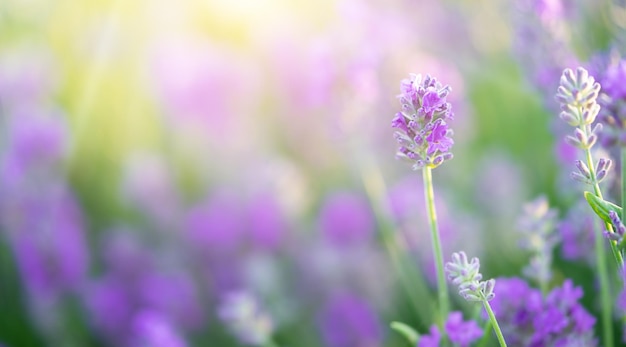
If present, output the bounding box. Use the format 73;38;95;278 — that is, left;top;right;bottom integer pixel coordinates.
556;67;619;347
392;73;454;331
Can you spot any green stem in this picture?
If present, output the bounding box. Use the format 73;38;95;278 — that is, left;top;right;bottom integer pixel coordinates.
582;143;615;347
483;300;507;347
622;148;626;234
422;167;449;331
583;140;623;267
594;218;614;347
264;338;279;347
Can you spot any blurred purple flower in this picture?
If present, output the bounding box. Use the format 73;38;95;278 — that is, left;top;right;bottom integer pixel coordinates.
317;293;382;347
417;325;440;347
512;0;577;110
8;187;88;299
444;311;483;347
138;271;205;330
150;39;255;138
602;59;626;100
318;191;375;247
0;110;67;191
247;192;287;251
131;310;188;347
0;110;88;300
595;58;626;149
185;192;246;256
85;229;204;344
84;276;134;341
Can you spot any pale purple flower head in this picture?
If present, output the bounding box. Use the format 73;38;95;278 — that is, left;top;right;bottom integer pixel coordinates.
317;293;382;347
445;251;495;302
392;73;454;169
556;67;602;150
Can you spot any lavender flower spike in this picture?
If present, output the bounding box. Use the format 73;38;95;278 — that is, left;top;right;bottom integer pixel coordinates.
446;252;508;347
556;67;602;150
392;74;454;170
445;251;495;302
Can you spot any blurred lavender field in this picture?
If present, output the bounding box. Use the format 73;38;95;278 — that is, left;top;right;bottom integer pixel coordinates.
1;0;624;346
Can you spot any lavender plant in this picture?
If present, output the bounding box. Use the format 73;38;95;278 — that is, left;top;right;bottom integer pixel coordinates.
391;73;454;332
556;66;621;347
445;251;506;347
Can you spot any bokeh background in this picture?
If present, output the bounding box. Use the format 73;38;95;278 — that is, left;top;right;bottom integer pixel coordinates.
0;0;623;346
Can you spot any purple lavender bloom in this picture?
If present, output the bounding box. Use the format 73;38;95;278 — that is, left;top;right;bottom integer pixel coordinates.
444;311;483;347
417;325;441;347
318;191;375;247
488;277;596;346
392;73;454;169
317;293;383;347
